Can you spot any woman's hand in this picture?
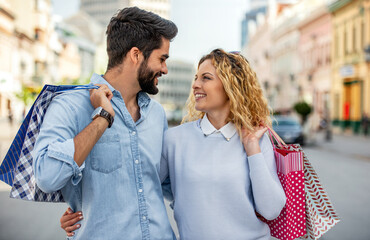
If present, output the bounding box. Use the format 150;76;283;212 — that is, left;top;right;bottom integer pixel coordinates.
241;126;268;156
60;207;83;237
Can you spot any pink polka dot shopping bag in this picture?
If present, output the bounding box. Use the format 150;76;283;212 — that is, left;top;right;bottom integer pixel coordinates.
258;128;340;240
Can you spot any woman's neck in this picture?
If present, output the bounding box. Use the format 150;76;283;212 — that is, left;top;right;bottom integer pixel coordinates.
206;111;229;130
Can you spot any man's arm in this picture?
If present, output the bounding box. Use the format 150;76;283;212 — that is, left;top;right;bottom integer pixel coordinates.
33;84;114;193
74;84;114;166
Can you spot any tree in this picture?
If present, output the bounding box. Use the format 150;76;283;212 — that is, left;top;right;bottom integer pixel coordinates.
15;85;42;118
293;101;312;124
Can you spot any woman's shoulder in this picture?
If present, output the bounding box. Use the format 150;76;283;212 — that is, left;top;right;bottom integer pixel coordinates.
260;132;274;150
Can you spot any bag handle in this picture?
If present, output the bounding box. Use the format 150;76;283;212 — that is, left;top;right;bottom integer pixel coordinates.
266;126;286;148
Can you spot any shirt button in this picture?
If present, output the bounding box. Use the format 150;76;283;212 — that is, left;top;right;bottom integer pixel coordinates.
132;131;136;136
135;160;139;164
142;216;147;220
138;189;143;193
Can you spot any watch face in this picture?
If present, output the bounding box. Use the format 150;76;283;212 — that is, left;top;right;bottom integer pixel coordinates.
92;107;103;120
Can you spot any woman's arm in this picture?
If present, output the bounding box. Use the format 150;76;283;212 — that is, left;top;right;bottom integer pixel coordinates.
242;127;286;220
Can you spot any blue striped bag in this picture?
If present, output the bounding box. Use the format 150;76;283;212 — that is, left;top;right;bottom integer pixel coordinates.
0;84;97;202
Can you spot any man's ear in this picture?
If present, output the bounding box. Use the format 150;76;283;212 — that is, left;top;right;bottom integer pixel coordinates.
129;47;142;64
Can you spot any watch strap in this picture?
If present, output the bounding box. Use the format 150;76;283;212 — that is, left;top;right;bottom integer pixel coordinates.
92;107;114;128
99;108;114;128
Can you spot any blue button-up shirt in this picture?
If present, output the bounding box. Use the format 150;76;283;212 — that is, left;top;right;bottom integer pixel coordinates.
33;73;175;240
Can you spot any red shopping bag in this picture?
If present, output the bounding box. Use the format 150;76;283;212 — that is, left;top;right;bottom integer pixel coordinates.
258;128;307;240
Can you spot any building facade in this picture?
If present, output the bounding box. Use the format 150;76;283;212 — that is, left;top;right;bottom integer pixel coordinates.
242;13;276;109
297;2;332;130
0;0;16;118
270;2;302;114
155;60;195;123
329;0;370;133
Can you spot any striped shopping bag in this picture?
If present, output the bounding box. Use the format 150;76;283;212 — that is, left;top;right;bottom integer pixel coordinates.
0;84;97;202
257;127;307;240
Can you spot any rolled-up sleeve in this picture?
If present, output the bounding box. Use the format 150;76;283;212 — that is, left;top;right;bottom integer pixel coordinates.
33;96;85;193
248;134;286;220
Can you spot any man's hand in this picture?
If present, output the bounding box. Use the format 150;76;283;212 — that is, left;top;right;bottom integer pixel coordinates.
90;84;115;117
60;208;83;237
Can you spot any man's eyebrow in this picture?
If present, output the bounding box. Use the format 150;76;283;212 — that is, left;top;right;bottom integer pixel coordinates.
162;54;169;59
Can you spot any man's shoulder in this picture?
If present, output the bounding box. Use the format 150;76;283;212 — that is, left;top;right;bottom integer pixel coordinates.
52;89;91;110
165;121;197;137
149;98;164;110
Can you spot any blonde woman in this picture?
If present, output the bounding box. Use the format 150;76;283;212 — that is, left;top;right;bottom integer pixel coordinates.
60;49;286;240
160;49;285;240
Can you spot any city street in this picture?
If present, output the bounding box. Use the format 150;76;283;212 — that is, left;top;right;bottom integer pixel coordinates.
0;120;369;239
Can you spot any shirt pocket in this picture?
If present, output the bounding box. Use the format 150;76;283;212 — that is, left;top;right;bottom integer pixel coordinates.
90;133;123;173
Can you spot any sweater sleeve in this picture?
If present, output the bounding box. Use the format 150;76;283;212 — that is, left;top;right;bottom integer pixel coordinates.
160;131;174;202
248;134;286;220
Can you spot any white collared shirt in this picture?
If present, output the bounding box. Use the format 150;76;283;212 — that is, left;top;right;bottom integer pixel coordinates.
200;114;237;141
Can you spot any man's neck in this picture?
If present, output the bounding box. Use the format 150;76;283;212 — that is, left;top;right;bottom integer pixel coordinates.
103;67;140;107
103;67;142;122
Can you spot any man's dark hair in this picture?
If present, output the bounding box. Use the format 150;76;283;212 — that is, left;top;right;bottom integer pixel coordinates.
106;7;178;70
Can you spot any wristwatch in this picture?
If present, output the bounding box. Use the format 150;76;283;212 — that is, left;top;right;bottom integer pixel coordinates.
91;107;114;128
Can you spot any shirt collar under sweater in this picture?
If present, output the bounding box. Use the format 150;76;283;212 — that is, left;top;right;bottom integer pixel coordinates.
200;114;237;141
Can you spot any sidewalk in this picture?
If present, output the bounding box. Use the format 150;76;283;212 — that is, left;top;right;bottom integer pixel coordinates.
309;130;370;161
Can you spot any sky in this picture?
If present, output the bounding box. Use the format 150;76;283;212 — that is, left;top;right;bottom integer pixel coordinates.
52;0;249;65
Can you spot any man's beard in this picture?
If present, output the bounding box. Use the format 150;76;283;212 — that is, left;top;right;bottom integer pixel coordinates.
138;59;161;95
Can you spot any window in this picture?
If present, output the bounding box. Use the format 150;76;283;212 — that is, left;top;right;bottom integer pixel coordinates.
335;32;339;57
353;24;356;53
344;27;347;55
361;21;365;49
34;29;43;41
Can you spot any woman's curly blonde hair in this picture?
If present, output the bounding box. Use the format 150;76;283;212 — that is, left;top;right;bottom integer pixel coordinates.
181;48;272;138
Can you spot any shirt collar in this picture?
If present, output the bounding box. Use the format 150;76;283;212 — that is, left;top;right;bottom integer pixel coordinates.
200;114;237;141
90;73;151;108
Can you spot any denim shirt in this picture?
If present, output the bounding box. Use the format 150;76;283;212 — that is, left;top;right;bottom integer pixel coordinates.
33;74;175;240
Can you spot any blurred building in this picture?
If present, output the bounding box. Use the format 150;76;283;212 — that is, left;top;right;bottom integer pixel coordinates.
0;0;56;119
62;12;106;78
53;23;82;82
329;0;370;134
297;1;332;130
242;11;276;108
270;2;301;114
155;60;195;122
0;0;16;118
80;0;171;27
11;0;54;85
241;0;267;48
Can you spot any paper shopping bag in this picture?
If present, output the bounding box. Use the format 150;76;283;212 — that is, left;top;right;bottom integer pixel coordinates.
257;128;307;240
0;84;97;202
293;145;341;239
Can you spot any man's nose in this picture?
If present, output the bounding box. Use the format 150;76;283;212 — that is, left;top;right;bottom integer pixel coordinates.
161;62;168;75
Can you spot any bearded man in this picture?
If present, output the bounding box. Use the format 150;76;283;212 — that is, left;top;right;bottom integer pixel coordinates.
33;7;178;240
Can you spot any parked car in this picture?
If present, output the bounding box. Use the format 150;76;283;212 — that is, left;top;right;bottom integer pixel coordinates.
272;116;305;145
